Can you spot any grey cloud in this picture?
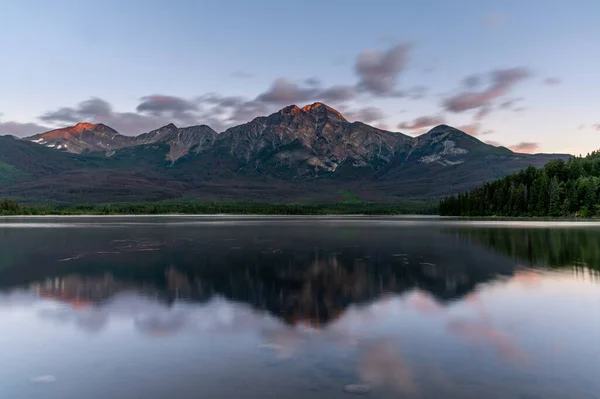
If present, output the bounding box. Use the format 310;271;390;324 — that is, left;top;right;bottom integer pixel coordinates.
513;107;526;113
398;115;445;130
40;98;114;124
319;85;356;102
39;97;188;135
543;77;562;85
39;107;82;124
256;78;317;104
594;124;600;131
255;78;355;106
136;95;199;117
443;67;531;116
197;93;245;108
304;77;321;87
225;101;270;127
355;43;412;96
462;74;482;88
0;120;49;137
499;97;524;109
475;105;493;120
345;107;386;124
510;142;539;153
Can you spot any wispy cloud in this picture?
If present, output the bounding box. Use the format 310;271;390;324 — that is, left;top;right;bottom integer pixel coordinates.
398;115;445;130
510;142;539;153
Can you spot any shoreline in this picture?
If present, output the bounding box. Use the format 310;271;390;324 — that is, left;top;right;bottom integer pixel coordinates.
1;214;599;227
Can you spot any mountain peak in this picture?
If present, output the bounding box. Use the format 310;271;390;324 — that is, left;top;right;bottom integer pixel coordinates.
74;122;99;129
425;124;455;135
301;102;347;122
280;105;301;115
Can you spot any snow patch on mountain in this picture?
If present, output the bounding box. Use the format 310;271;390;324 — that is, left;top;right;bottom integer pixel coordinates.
419;140;468;166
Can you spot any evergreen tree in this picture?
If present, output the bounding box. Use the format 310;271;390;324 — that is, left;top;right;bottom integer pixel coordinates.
439;151;600;218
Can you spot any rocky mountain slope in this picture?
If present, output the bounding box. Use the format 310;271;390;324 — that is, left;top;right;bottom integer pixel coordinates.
0;102;570;204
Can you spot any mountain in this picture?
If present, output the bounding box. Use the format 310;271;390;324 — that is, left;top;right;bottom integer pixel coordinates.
27;122;134;154
214;103;413;178
1;102;570;204
27;122;218;163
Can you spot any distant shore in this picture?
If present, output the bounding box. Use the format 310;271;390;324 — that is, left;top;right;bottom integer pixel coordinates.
0;199;439;217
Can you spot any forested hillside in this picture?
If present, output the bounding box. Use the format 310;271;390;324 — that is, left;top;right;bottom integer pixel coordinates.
439;151;600;217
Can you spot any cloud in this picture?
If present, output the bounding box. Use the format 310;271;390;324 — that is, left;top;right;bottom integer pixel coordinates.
543;77;562;85
499;97;524;110
345;107;386;124
39;98;177;135
358;341;418;395
256;78;317;104
0;120;49;137
230;71;253;79
442;67;531;117
38;94;273;135
408;291;444;315
447;319;529;365
136;95;199;118
255;78;355;105
39;96;206;135
304;77;321;87
319;85;356;102
578;124;585;130
593;124;600;131
462;74;482;88
456;123;482;136
513;107;526;113
510;142;539;153
355;43;412;96
397;115;445;130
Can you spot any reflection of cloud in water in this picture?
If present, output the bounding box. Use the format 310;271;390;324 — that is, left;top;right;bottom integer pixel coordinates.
408;290;445;315
447;319;529;365
135;312;187;337
512;269;543;288
39;307;109;333
358;341;418;396
3;290;279;337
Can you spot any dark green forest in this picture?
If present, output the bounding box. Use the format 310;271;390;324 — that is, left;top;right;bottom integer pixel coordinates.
0;198;437;216
439;151;600;217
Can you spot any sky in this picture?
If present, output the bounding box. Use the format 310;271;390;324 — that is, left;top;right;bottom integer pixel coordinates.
0;0;598;155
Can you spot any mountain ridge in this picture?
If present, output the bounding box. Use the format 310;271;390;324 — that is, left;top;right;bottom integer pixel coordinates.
0;102;570;204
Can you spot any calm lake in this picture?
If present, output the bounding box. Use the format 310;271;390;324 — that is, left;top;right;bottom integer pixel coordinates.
0;216;599;399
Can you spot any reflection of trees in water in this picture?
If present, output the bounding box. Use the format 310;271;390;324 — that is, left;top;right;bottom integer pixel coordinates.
449;227;600;271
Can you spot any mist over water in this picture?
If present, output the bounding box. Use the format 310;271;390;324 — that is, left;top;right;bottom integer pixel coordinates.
1;217;599;399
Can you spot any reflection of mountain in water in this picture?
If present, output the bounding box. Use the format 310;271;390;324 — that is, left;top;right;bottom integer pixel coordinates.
2;221;597;326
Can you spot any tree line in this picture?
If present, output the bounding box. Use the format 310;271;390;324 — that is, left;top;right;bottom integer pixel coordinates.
0;198;438;216
439;151;600;217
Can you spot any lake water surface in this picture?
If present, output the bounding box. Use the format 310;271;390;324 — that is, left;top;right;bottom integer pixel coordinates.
1;217;599;399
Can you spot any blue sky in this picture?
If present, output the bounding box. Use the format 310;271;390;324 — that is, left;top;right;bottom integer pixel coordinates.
0;0;598;155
